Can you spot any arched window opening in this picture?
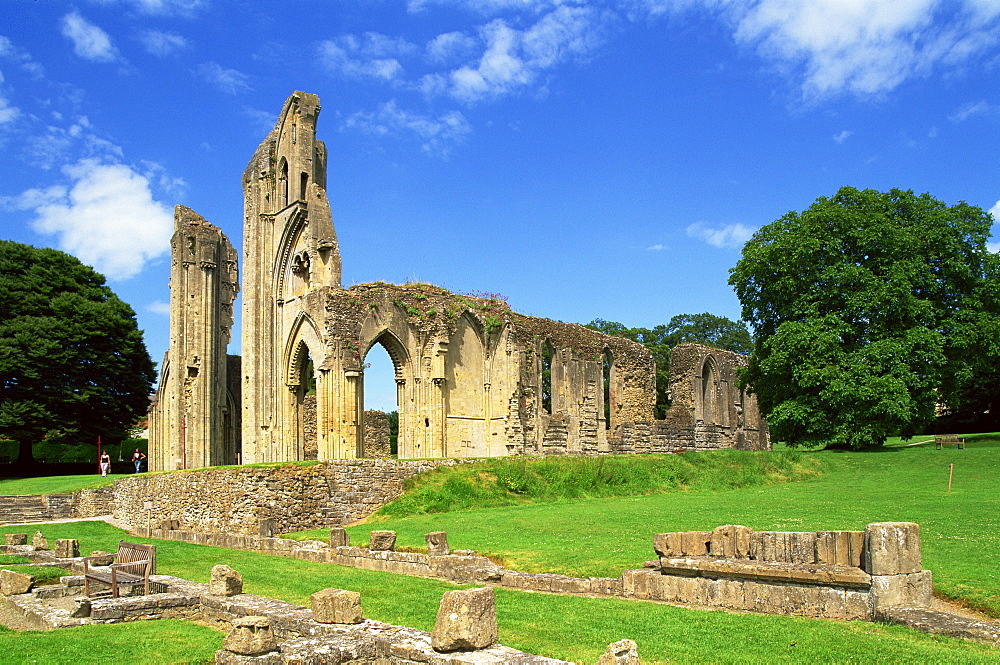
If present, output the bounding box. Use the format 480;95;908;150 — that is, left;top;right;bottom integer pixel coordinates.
300;172;309;201
701;358;717;424
363;342;399;457
295;345;318;460
278;159;289;207
603;349;613;429
541;340;554;414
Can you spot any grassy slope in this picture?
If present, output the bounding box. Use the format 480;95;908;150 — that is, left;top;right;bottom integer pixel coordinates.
2;521;998;664
0;475;115;495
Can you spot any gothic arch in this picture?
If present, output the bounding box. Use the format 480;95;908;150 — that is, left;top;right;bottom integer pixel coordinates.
283;312;323;387
363;328;410;379
700;355;719;425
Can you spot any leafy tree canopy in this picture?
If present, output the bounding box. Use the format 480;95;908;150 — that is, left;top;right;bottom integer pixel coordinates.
729;187;1000;449
0;241;156;464
586;313;752;417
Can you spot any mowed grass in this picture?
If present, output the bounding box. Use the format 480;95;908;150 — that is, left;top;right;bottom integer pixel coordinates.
291;435;1000;619
0;475;115;495
2;521;998;664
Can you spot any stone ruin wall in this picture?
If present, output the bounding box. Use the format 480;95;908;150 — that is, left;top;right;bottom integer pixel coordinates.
362;411;391;459
112;459;461;536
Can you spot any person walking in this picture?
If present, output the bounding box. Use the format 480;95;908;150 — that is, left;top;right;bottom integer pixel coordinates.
131;448;146;473
99;451;111;477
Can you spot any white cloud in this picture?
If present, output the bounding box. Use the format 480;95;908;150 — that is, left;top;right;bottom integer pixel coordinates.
90;0;205;16
0;35;44;78
949;100;993;121
61;12;118;63
14;159;173;280
990;199;1000;221
147;300;171;315
646;243;666;251
194;62;251;94
444;6;603;103
833;129;852;143
686;221;756;249
318;33;416;82
140;30;188;57
409;0;560;13
629;0;1000;99
427;31;479;65
0;92;18;124
344;100;472;155
243;106;278;133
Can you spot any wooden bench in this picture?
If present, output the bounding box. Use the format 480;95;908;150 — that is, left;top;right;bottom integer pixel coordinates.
935;435;965;450
83;540;155;598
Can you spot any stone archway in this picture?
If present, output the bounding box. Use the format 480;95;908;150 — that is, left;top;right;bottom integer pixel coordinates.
362;329;410;457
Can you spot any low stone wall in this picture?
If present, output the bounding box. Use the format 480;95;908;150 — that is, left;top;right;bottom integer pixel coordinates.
128;521;931;623
113;459;460;535
0;487;114;525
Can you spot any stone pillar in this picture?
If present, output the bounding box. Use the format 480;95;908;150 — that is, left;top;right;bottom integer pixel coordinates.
863;522;921;575
369;531;396;551
209;565;244;596
431;587;498;652
425;531;449;556
31;531;47;550
54;539;79;558
311;588;362;624
710;525;752;558
329;528;349;548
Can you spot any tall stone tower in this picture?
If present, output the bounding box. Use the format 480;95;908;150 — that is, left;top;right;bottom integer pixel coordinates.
148;206;239;470
241;91;344;463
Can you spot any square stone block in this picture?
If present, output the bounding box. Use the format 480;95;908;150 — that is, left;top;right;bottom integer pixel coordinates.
711;525;752;558
815;531;864;567
4;534;26;546
54;539;79;558
369;530;396;551
432;587;498;652
209;564;243;596
224;616;276;656
0;569;33;595
863;522;921;575
329;528;349;548
311;588;363;624
425;531;449;556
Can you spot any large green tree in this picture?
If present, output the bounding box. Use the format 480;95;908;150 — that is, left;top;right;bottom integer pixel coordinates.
586;313;752;417
0;241;156;464
729;187;1000;449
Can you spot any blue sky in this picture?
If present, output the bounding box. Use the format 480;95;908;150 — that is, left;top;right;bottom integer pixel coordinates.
2;0;999;411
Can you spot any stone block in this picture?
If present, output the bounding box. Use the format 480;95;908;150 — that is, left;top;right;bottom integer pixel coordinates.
258;518;277;538
682;531;711;556
31;531;47;550
748;531;814;562
55;539;79;558
815;530;864;567
224;616;277;656
431;587;498;652
0;569;33;595
311;588;363;624
788;532;817;563
4;534;26;546
425;531;449;556
71;597;91;618
88;551;115;566
209;565;243;596
596;639;640;665
329;528;349;548
870;570;933;613
369;530;396;551
710;525;752;558
653;532;679;557
863;523;921;575
157;519;180;531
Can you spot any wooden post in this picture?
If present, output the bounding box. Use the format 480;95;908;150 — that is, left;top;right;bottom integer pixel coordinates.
947;463;954;493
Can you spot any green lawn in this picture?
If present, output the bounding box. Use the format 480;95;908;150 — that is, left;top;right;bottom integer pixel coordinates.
290;435;1000;619
0;475;115;496
2;515;999;662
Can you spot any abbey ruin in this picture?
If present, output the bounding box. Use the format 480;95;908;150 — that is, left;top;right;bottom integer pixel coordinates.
148;91;769;470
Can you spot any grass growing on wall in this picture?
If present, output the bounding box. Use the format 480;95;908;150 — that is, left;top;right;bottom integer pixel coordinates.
373;451;822;518
1;521;998;664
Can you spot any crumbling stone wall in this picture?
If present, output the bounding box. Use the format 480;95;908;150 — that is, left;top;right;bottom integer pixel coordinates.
112;460;459;535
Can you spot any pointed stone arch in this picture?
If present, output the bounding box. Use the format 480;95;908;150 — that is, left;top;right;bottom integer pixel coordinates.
283;312;323;387
699;354;720;425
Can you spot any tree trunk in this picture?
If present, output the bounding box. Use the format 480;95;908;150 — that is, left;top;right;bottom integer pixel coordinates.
16;439;35;464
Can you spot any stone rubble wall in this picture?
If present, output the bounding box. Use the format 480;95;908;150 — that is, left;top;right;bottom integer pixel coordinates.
0;487;114;525
362;410;392;459
112;459;461;535
126;522;931;622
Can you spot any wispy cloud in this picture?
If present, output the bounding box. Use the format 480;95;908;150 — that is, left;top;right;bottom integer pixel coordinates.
140;30;188;57
318;33;416;82
646;243;666;251
686;221;756;249
950;100;993;121
61;12;118;63
990;200;1000;221
833;129;852;143
9;159;173;280
147;300;171;315
194;61;251;94
344;100;471;155
92;0;206;17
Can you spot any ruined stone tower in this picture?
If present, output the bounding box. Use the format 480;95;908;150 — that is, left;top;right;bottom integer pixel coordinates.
241;91;344;463
148;206;239;470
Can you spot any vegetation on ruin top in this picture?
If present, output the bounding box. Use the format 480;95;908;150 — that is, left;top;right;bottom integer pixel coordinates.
368;451;821;518
2;520;998;664
0;474;115;496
